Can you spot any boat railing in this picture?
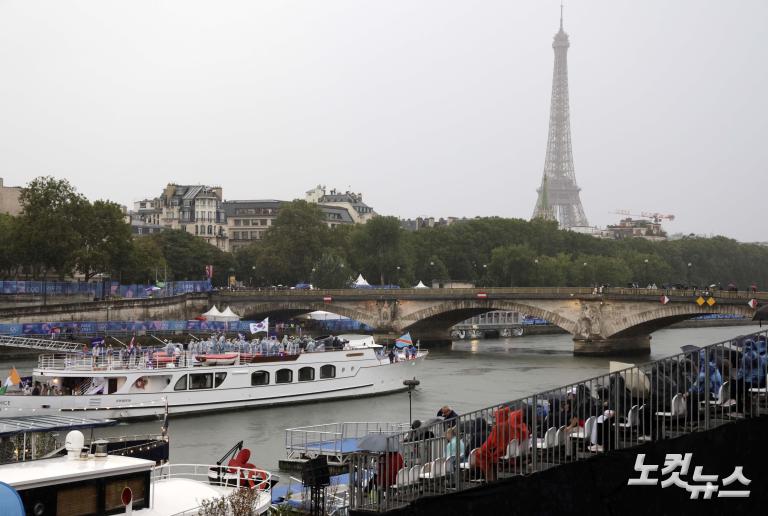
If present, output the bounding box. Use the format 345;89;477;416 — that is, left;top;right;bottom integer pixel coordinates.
36;352;187;372
347;328;768;512
153;463;272;515
36;345;383;372
285;422;410;461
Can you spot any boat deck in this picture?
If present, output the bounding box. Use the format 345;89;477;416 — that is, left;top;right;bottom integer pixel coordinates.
303;437;361;454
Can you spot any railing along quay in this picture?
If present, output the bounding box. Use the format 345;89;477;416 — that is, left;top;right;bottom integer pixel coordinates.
347;329;768;512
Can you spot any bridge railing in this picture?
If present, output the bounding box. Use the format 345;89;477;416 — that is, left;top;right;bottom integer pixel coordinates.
347;329;768;512
215;286;767;301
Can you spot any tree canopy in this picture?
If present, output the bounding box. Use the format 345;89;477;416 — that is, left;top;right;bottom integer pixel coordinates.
2;176;767;291
234;209;768;290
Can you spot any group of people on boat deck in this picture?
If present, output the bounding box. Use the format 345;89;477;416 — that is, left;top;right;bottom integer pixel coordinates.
73;334;356;364
385;344;419;363
186;334;306;355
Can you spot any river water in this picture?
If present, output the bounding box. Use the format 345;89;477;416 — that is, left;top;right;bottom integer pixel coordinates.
0;325;761;473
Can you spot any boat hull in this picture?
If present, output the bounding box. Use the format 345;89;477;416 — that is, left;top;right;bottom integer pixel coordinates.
2;353;426;420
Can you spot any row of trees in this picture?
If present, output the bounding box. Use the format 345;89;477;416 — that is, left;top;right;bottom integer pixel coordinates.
0;177;235;285
1;177;766;291
232;201;768;290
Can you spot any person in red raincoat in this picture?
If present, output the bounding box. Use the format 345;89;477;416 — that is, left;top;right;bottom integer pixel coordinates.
475;406;529;480
377;452;403;488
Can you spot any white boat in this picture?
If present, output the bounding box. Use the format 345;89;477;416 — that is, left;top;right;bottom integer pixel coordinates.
0;335;427;420
0;428;274;515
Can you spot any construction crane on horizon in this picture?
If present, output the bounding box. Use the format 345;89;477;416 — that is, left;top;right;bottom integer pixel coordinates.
612;210;676;224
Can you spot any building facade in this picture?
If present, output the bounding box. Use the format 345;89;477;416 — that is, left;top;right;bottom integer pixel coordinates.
131;184;228;249
0;178;22;216
130;184;363;252
305;185;376;224
400;216;464;231
221;200;281;252
604;218;668;241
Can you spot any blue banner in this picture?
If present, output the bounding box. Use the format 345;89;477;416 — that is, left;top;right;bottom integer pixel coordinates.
0;319;256;336
0;280;212;298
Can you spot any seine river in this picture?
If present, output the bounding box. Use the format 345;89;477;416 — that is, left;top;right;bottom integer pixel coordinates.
1;325;761;473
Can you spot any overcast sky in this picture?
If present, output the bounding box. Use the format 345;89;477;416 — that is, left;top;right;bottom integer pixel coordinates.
0;1;766;241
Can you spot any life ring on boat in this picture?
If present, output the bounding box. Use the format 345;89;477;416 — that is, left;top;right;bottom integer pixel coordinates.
247;469;268;490
135;377;148;390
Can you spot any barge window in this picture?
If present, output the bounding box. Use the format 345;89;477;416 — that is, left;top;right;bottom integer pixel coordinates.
190;373;213;390
57;483;98;515
298;367;315;382
215;372;227;387
320;365;336;379
276;369;293;384
251;371;269;386
174;375;188;391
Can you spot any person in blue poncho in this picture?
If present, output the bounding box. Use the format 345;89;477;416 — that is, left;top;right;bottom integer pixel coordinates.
735;340;767;411
690;349;723;396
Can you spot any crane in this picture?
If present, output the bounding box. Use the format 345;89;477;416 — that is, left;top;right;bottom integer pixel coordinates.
612;210;675;224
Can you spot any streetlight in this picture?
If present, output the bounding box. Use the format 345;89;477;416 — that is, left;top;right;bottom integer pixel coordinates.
403;377;420;423
250;265;256;288
644;259;649;288
687;262;693;289
395;266;401;287
582;262;595;287
534;258;539;286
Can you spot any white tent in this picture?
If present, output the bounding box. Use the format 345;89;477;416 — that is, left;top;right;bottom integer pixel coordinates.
218;306;241;322
306;311;347;321
201;305;223;321
414;280;429;288
353;274;370;287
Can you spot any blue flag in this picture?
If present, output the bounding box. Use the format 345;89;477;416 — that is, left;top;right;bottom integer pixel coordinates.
395;333;413;349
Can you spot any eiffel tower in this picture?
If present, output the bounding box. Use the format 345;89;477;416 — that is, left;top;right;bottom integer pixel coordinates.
532;4;589;228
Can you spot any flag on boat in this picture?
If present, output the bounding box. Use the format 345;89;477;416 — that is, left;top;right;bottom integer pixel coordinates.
748;299;758;309
205;265;214;279
250;318;269;334
395;333;413;349
0;367;22;394
90;337;105;347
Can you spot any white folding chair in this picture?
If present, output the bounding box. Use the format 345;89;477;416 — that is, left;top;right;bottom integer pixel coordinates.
618;405;639;430
535;427;558;450
655;393;686;418
459;448;478;470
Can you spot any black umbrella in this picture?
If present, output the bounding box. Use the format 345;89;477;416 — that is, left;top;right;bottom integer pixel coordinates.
753;304;768;322
357;433;402;453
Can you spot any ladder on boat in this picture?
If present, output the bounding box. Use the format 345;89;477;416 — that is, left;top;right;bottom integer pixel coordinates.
0;335;82;353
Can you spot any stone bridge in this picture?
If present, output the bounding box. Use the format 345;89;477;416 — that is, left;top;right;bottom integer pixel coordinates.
211;287;763;355
0;288;763;355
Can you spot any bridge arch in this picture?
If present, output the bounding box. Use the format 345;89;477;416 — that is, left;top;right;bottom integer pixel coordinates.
227;301;379;329
607;304;755;339
397;300;579;336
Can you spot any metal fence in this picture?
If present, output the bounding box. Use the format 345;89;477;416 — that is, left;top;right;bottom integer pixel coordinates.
286;422;411;463
347;330;768;512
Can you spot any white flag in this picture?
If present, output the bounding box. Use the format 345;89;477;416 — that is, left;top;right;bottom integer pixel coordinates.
250;318;269;334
